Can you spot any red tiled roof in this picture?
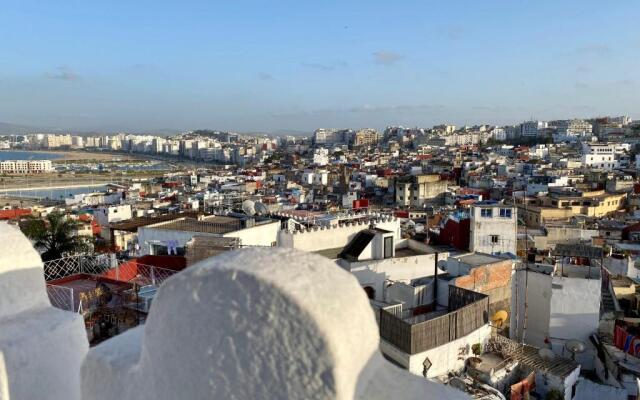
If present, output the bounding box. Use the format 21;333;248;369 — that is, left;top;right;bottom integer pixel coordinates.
0;209;32;220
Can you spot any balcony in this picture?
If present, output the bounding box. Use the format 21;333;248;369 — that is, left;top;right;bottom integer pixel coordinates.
379;286;489;355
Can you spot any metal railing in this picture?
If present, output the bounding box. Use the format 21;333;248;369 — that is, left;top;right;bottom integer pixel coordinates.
43;254;113;282
44;254;180;313
46;284;75;312
104;261;177;287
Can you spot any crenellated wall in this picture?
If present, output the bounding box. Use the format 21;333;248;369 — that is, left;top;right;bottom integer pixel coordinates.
0;224;88;400
277;215;401;252
0;227;470;400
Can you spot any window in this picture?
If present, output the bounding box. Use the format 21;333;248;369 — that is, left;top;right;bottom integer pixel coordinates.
499;208;512;218
480;208;493;218
491;235;499;244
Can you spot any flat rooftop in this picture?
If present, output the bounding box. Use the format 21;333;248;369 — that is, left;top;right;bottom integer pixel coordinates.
154;217;243;235
314;247;343;260
488;336;579;379
109;212;200;232
394;247;427;258
454;252;508;267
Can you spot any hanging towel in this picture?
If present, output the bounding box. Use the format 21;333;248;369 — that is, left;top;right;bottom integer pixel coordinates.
624;334;634;353
633;338;640;356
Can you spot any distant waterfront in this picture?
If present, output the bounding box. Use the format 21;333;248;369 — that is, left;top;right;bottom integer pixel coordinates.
0;150;63;161
0;184;109;199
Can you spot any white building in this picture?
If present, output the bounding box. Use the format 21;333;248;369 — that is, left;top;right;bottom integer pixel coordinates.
138;214;280;255
609;115;631;126
555;119;593;135
379;286;492;378
581;142;628;171
313;147;330;166
490;127;507;141
511;261;601;370
94;205;133;242
336;234;446;302
469;202;517;256
45;134;73;148
313;170;329;186
71;136;84;148
94;205;132;226
0;159;53;174
526;175;570;196
520;121;547;137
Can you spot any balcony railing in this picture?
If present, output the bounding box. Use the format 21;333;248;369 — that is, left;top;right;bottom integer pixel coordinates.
379;286;489;354
44;254;180;313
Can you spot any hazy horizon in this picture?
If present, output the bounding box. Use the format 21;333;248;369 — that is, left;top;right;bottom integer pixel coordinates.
1;1;639;133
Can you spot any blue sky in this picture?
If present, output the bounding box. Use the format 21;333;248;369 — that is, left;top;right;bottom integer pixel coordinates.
0;0;639;133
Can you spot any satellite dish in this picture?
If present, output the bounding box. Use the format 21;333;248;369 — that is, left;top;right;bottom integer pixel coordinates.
539;348;555;360
565;339;586;360
241;200;256;216
491;310;509;328
254;202;269;216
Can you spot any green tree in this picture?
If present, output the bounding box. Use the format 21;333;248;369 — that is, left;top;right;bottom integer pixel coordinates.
22;212;91;261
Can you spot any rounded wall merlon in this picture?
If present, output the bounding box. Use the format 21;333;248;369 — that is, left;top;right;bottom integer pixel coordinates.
0;224;50;317
0;225;89;400
81;248;470;400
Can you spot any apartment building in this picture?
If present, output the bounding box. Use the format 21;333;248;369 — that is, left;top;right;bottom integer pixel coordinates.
0;159;53;174
353;128;380;147
581;142;628;171
469;201;517;256
45;134;73;148
395;174;450;207
520;120;547;137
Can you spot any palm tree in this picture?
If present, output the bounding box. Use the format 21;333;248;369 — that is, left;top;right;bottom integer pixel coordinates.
22;212;91;261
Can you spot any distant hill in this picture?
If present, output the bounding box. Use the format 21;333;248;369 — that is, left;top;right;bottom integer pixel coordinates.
268;129;312;137
0;121;41;135
0;122;311;137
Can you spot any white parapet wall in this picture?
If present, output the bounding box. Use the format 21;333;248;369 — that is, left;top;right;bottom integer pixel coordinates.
0;224;88;400
277;216;401;252
81;248;471;400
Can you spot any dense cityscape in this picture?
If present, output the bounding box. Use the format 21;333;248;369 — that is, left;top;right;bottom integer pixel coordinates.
1;114;640;398
3;1;640;399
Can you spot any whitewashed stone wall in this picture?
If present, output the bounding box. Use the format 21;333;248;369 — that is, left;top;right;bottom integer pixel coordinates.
0;226;470;399
82;248;470;399
0;224;88;400
277;217;401;252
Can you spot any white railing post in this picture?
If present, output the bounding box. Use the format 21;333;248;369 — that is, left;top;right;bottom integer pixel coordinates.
151;266;156;286
70;287;74;313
